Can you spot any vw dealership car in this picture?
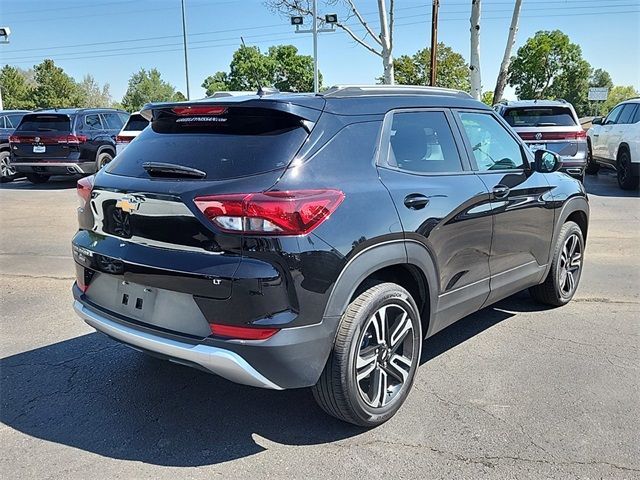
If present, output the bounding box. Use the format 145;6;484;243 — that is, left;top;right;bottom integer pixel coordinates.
71;86;589;426
9;108;128;183
586;98;640;190
0;109;30;182
495;99;587;181
115;112;149;155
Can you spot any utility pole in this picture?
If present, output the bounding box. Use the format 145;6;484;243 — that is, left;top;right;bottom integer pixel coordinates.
312;0;319;93
181;0;191;100
430;0;439;87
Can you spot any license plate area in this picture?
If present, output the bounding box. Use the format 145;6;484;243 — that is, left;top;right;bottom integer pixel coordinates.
33;145;46;153
529;143;546;152
116;281;157;321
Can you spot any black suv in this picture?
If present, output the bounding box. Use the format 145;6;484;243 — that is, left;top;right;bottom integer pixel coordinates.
9;108;128;184
0;109;31;182
71;86;589;426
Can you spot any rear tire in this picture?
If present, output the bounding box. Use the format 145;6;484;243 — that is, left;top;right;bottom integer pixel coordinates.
616;149;639;190
0;150;17;183
585;141;599;175
312;282;422;427
530;221;584;307
97;152;113;170
25;173;50;184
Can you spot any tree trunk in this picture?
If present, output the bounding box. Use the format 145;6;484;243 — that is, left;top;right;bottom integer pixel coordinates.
378;0;394;84
469;0;482;99
493;0;522;103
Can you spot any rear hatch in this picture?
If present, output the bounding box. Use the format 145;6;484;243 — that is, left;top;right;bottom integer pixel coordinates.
73;99;322;332
10;113;79;160
503;105;585;156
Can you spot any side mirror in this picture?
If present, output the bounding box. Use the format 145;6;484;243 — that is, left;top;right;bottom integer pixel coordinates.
592;117;603;125
534;149;562;173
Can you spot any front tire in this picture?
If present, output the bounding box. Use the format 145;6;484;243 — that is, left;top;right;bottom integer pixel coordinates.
585;141;599;175
530;221;584;307
617;150;639;190
312;282;422;427
25;173;50;184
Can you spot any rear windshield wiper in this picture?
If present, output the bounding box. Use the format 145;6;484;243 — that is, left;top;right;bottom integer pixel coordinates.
142;162;207;179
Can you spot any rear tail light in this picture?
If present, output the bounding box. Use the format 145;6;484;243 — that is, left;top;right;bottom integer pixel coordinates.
519;131;587;141
7;134;86;144
210;323;279;340
64;134;88;144
77;175;95;209
194;189;345;235
115;135;133;143
8;134;20;143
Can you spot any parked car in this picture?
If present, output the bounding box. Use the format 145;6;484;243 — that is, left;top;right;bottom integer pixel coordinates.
115;112;149;155
72;86;589;426
9;108;128;184
495;99;587;181
586;98;640;190
0;109;31;182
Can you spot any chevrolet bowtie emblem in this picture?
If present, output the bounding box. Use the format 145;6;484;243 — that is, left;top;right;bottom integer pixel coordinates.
115;197;140;213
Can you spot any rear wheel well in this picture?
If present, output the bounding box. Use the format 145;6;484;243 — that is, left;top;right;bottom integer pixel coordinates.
351;264;430;335
566;210;588;243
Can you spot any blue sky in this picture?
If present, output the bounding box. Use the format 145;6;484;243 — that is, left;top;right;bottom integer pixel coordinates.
1;0;638;102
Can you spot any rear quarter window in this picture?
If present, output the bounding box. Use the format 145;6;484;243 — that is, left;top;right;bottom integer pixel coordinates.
106;107;309;180
123;114;149;131
504;107;576;127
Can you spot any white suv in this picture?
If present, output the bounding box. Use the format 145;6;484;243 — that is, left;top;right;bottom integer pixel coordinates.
587;99;640;190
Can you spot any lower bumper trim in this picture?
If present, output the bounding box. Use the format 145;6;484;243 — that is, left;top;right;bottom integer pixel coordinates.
73;300;283;390
11;162;88;174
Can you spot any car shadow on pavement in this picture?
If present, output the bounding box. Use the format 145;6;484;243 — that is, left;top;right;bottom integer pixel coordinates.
1;291;547;467
583;171;639;198
0;177;78;190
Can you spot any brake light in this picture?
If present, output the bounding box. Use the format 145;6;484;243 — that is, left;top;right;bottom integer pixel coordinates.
194;189;345;235
77;175;95;209
8;134;86;144
64;134;88;144
519;131;587;141
172;106;227;116
210;323;279;340
8;134;20;143
115;135;133;143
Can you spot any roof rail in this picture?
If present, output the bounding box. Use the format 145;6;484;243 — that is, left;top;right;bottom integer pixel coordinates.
320;84;473;99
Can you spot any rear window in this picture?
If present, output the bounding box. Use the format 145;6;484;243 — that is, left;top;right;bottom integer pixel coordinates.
503;107;576;127
106;107;309;180
15;114;72;132
123;114;149;132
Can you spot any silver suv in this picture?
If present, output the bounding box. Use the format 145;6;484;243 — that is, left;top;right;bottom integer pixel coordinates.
495;100;587;181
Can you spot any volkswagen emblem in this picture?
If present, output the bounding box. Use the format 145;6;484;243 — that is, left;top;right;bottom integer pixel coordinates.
535;132;543;140
34;136;40;143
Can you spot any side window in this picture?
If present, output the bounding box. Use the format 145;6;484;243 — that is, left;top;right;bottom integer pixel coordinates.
604;105;624;125
0;116;5;129
458;111;525;171
7;114;24;128
633;105;640;124
101;113;124;129
118;112;129;125
617;104;637;125
85;114;103;130
387;111;463;173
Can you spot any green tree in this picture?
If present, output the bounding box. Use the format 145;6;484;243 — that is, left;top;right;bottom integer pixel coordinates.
78;74;112;108
602;85;640;114
121;68;181;112
508;30;593;116
31;59;84;108
392;44;470;91
202;71;230;96
202;44;318;95
481;91;494;106
0;65;36;109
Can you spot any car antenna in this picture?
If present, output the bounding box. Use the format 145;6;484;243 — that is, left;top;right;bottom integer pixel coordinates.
240;36;265;96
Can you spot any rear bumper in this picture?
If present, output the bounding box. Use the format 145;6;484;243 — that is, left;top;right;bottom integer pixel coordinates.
74;299;284;389
11;161;96;175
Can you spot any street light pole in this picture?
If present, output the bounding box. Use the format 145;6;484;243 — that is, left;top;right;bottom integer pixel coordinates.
181;0;191;100
430;0;439;87
312;0;318;93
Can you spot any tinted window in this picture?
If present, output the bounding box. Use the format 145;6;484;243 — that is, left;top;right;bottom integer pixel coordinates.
503;106;576;127
605;105;624;125
101;112;124;129
633;105;640;124
123;114;149;131
15;114;71;132
0;116;5;129
617;104;637;124
106;107;309;180
388;111;462;173
6;114;26;128
85;114;103;129
458;112;525;171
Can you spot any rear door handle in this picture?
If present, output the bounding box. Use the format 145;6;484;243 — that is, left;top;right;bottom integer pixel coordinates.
492;185;510;199
404;193;430;210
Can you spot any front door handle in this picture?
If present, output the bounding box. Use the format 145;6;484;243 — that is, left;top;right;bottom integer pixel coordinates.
492;185;510;199
404;193;430;210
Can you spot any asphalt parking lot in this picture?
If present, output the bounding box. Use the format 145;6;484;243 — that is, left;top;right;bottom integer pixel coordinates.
1;171;638;479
